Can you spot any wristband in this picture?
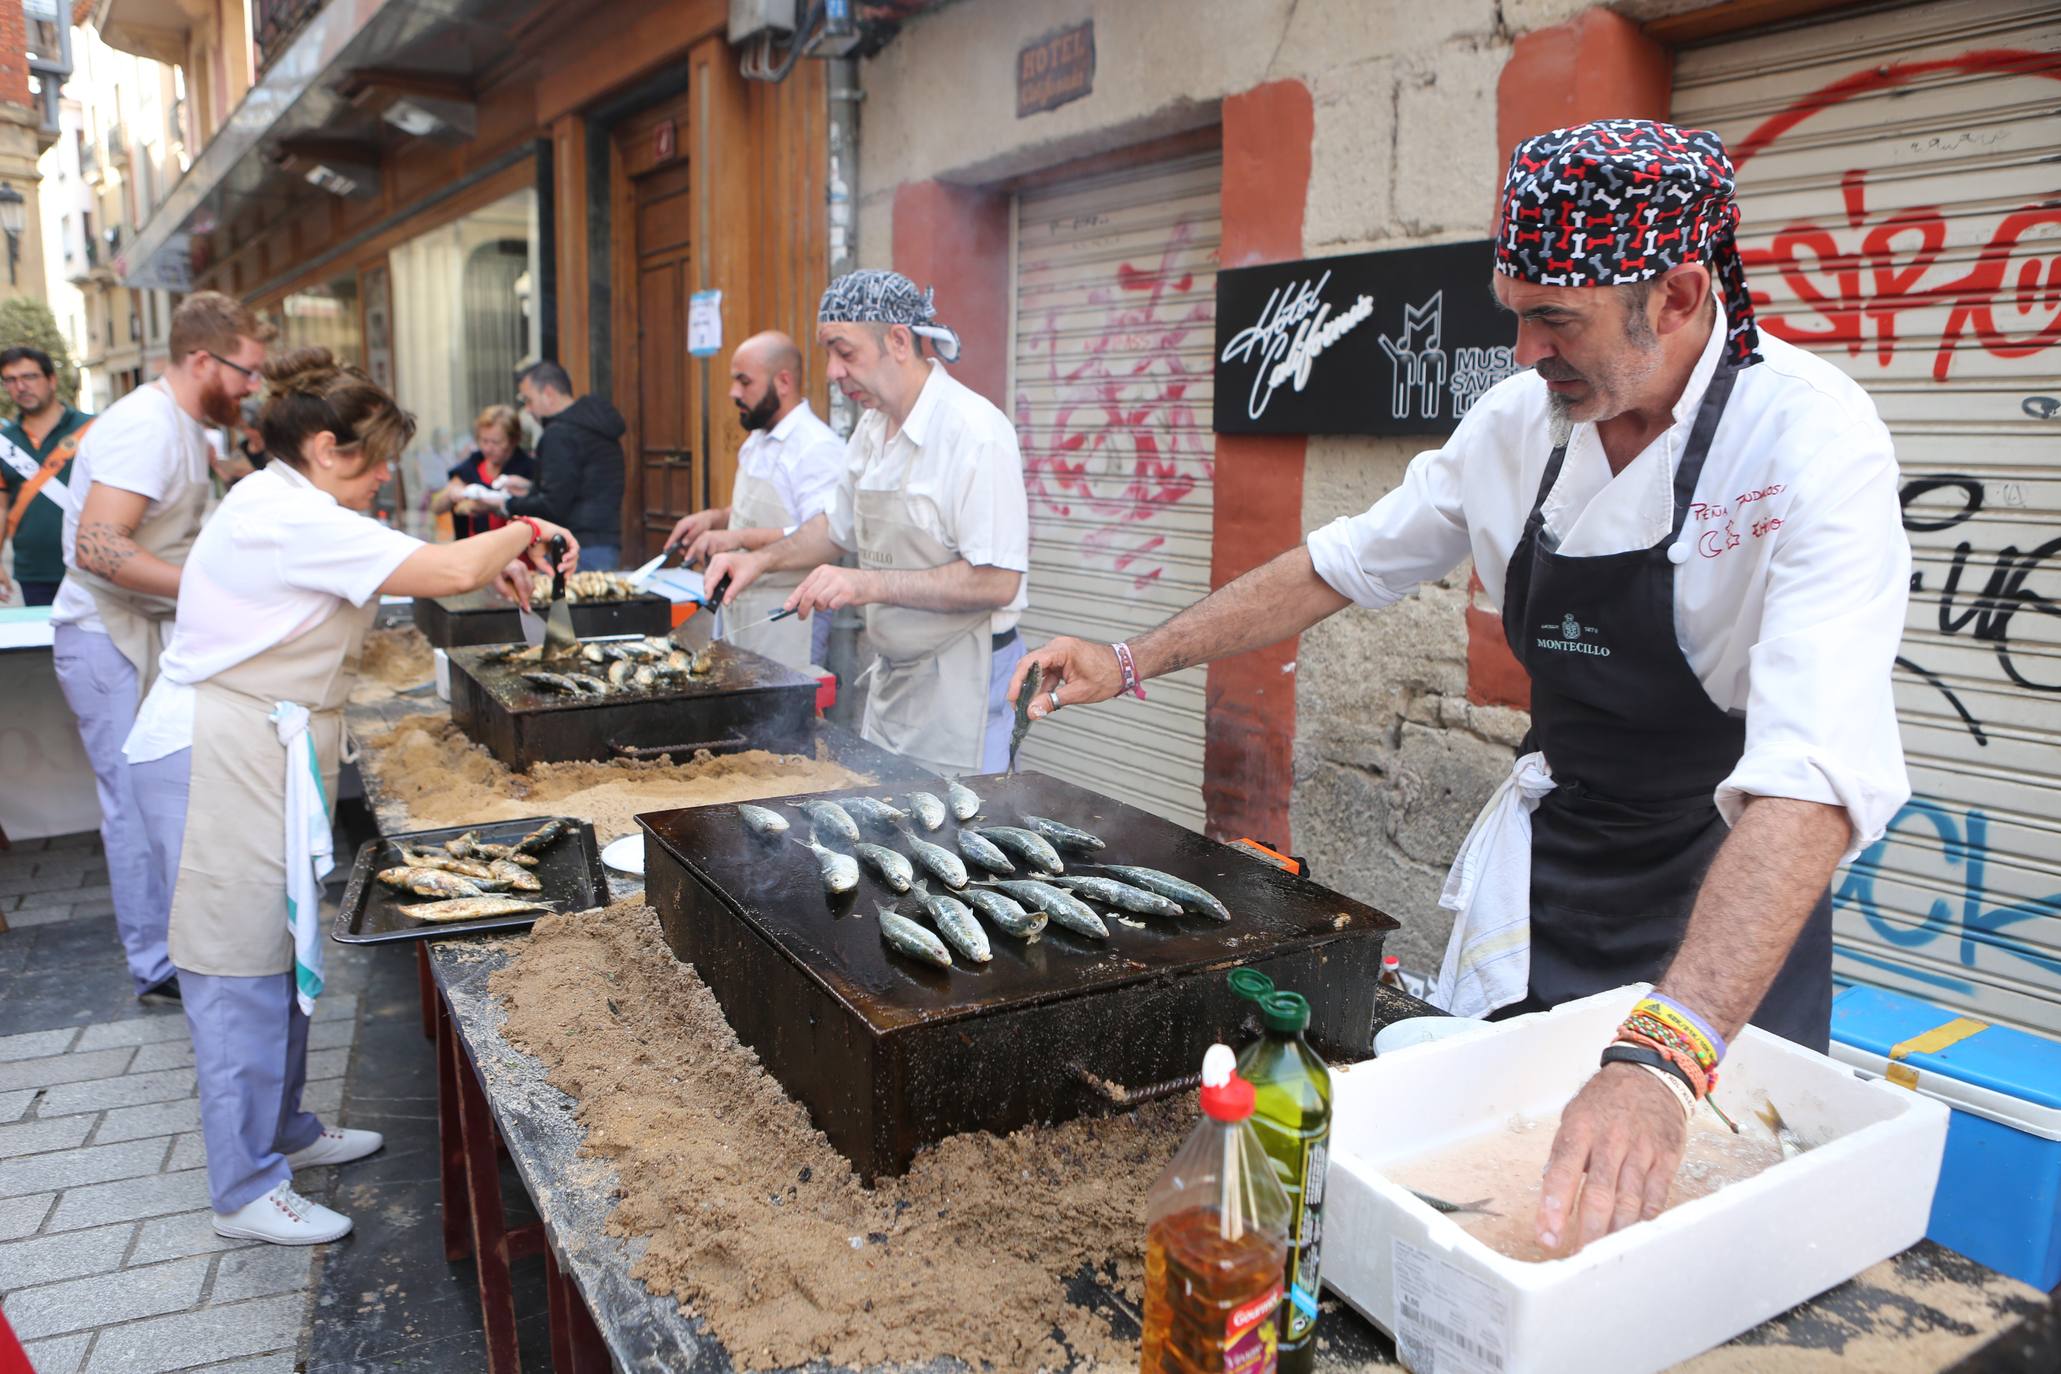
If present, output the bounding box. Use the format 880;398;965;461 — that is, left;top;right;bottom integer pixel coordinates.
1600;1042;1696;1098
1636;993;1727;1068
512;516;545;547
1111;641;1147;700
1634;1062;1696;1118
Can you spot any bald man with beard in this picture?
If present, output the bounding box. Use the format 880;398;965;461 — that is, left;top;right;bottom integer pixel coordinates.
665;331;844;668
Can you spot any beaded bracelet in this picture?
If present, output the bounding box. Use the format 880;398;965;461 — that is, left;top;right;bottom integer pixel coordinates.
1617;1027;1714;1099
1111;641;1147;699
1624;1010;1719;1075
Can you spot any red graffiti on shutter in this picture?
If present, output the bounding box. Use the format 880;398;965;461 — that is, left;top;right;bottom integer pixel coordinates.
1729;49;2061;383
1015;218;1216;591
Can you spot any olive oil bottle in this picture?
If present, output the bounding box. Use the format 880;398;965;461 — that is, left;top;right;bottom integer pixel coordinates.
1237;991;1333;1374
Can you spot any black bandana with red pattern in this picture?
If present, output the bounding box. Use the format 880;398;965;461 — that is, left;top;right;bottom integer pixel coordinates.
1495;118;1761;368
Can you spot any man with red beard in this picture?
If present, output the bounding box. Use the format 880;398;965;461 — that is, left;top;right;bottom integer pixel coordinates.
52;291;273;1004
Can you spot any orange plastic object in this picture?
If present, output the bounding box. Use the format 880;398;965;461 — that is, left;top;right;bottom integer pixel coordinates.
1229;838;1302;877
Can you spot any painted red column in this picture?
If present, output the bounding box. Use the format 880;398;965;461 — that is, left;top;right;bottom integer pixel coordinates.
891;179;1012;408
1472;7;1672;710
1202;79;1313;845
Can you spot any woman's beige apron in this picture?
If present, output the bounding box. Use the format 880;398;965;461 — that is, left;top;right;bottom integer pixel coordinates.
852;485;993;776
68;386;211;693
167;598;379;977
726;464;815;669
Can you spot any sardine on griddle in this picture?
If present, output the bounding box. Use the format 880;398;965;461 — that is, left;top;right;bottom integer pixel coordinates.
974;826;1063;875
798;799;861;845
875;902;952;968
945;780;981;821
956;828;1014;874
854;842;915;893
377;867;486;899
798;836;859;894
900;827;968;889
738;804;790;839
911;881;990;963
906;792;947;831
1023;815;1106;852
1049;874;1184;918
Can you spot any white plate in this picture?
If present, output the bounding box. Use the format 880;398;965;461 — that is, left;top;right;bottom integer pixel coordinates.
600;834;645;876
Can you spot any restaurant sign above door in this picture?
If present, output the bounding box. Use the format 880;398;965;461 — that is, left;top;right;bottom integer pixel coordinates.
1213;240;1521;436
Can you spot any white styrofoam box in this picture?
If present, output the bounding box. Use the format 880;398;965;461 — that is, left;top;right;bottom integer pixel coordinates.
433;647;451;702
1325;985;1949;1374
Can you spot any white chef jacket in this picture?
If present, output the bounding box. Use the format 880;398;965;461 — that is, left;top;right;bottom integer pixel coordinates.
51;381;212;635
1306;303;1910;861
826;361;1030;634
736;398;845;533
124;461;422;764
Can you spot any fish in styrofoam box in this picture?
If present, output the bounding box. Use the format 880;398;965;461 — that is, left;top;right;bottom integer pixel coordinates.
1829;984;2061;1291
1322;985;1949;1374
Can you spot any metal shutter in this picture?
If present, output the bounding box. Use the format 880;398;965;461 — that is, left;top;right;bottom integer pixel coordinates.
1011;154;1222;830
1673;0;2061;1034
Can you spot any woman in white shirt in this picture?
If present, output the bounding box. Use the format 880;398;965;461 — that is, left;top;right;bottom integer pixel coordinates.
124;348;577;1247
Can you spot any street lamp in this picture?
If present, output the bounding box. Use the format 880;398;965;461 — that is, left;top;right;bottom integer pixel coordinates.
0;184;25;287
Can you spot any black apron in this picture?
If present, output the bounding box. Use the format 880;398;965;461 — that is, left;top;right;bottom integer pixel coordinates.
1494;365;1834;1051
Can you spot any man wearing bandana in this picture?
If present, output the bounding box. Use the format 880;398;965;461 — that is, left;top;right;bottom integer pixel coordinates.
706;270;1030;775
1011;121;1910;1251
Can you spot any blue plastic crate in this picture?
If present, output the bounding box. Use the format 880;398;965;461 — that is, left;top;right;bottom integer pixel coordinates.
1830;985;2061;1290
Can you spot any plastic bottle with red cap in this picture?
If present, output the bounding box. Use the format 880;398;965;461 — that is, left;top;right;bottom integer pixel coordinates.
1140;1044;1292;1374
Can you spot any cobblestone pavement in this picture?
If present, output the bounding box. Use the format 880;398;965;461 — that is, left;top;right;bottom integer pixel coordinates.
0;832;377;1374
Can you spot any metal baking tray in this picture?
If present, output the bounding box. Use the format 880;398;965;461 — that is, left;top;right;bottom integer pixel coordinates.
330;815;608;945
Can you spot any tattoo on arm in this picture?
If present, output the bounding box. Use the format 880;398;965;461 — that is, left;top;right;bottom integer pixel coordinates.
76;519;142;582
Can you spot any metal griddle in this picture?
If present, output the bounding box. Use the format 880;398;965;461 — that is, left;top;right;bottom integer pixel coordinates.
446;637;822;770
412;587;672;649
331;815;607;945
641;770;1399;1180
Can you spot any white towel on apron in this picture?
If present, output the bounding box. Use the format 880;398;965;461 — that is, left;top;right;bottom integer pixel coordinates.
270;702;331;1014
1433;750;1556;1017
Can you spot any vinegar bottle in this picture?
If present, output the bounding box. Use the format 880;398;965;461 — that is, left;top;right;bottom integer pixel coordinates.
1238;992;1333;1374
1141;1045;1292;1374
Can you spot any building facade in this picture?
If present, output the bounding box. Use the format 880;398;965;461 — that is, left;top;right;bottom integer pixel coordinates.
850;0;2061;1035
38;21;188;407
81;0;2061;1034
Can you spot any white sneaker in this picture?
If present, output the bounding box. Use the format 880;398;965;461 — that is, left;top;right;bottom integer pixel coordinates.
285;1127;384;1170
213;1181;352;1245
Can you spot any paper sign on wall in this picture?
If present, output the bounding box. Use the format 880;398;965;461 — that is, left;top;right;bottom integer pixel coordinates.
689;289;723;357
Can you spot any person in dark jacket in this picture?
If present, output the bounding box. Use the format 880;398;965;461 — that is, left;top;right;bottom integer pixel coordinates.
482;361;627;569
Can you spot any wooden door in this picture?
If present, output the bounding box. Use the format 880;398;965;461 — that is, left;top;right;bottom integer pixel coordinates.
613;95;702;561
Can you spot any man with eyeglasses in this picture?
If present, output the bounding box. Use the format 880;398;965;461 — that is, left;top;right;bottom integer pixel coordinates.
51;292;273;1004
0;347;94;606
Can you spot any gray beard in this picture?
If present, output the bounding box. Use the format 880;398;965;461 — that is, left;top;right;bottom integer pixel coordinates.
1547;394;1575;449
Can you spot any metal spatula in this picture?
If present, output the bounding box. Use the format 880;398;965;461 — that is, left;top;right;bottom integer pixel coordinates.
542;536;578;658
516;594;546;649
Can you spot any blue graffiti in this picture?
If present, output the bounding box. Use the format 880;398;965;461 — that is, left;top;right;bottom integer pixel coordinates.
1836;797;2061;986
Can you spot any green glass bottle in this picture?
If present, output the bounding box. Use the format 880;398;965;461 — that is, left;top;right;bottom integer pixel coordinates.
1236;990;1332;1374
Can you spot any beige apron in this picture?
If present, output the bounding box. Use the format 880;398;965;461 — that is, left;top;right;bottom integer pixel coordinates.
167;597;379;977
853;484;993;776
69;384;211;693
726;464;815;669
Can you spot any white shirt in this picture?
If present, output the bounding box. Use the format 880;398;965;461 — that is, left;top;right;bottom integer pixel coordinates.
52;381;212;634
827;362;1030;633
1306;304;1910;861
124;462;422;764
735;398;845;533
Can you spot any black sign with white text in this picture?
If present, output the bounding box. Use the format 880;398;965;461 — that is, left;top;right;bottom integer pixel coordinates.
1212;241;1520;436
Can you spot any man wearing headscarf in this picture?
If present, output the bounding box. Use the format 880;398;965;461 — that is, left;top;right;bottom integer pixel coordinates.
1009;120;1910;1250
705;270;1029;775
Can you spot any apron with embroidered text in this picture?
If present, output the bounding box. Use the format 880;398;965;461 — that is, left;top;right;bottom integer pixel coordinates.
726;463;815;669
167;596;378;977
853;485;993;776
1498;365;1834;1050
